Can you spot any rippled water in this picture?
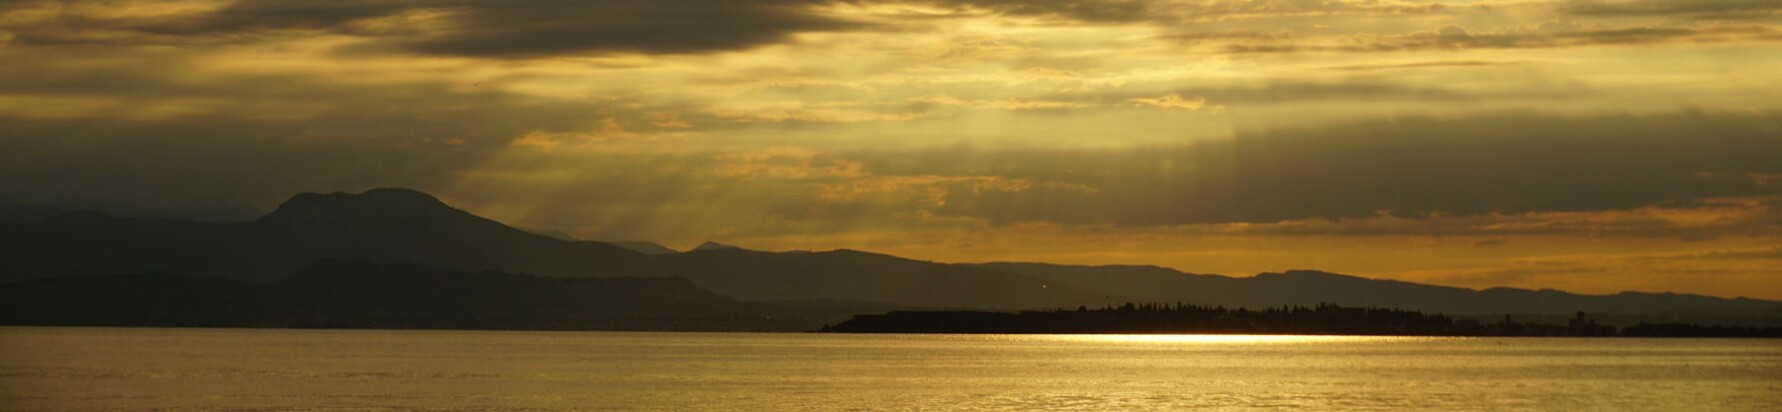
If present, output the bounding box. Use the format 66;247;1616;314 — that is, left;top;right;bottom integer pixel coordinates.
2;327;1779;411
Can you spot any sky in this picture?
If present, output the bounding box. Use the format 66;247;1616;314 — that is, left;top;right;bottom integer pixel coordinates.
2;0;1780;299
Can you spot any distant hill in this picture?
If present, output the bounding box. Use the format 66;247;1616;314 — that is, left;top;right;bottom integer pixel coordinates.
630;249;1118;310
971;263;1782;324
691;240;742;251
0;189;1103;311
5;187;1779;326
0;188;645;283
607;241;679;255
0;260;869;331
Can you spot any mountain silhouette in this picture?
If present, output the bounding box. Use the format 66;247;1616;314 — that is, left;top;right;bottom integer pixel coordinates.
1;188;643;283
971;263;1782;321
252;188;644;279
4;187;1778;325
629;248;1115;309
691;240;742;251
606;241;679;255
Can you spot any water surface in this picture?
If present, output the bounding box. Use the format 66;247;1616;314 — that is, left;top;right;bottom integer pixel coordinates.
3;327;1778;410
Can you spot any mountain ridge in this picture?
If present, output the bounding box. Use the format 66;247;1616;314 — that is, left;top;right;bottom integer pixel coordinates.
970;262;1782;321
627;248;1116;310
1;188;645;283
4;187;1777;324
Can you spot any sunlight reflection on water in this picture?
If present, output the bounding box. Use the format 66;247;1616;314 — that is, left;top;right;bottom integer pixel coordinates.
3;328;1777;411
992;334;1436;345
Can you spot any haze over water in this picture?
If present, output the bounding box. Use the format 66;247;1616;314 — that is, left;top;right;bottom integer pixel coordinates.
3;327;1777;411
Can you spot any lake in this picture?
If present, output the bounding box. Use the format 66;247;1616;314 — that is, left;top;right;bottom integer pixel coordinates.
2;327;1778;410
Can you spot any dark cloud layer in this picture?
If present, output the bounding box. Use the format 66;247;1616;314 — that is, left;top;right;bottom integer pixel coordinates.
11;0;1777;58
1033;79;1529;108
416;111;1782;242
1367;25;1781;51
0;52;649;208
395;0;860;57
845;111;1782;226
3;1;1779;240
1563;0;1782;19
1216;24;1782;53
3;0;861;57
146;0;415;34
7;94;1778;235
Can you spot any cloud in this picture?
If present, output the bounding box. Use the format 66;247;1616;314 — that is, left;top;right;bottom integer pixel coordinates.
1201;196;1782;239
4;1;1780;243
908;95;1094;110
1214;24;1782;53
1319;60;1521;71
138;0;420;35
13;0;1777;59
0;52;717;208
1;0;865;57
896;79;1491;116
391;1;864;57
836;111;1782;226
1675;247;1782;260
1031;80;1490;109
1165;0;1451;20
445;114;1782;242
906;0;1452;24
1563;0;1782;20
915;0;1154;22
1122;93;1208;110
1163;29;1297;43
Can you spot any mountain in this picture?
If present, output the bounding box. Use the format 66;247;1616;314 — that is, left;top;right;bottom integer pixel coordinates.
607;241;679;255
630;248;1116;309
0;188;645;283
972;262;1242;300
0;260;870;331
972;263;1782;322
692;240;742;251
251;189;644;280
6;187;1778;325
0;188;1103;311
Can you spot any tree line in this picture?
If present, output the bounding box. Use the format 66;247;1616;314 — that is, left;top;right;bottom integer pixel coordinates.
822;302;1782;337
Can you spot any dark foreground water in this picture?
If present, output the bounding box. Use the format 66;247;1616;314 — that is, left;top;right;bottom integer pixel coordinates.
2;327;1778;411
